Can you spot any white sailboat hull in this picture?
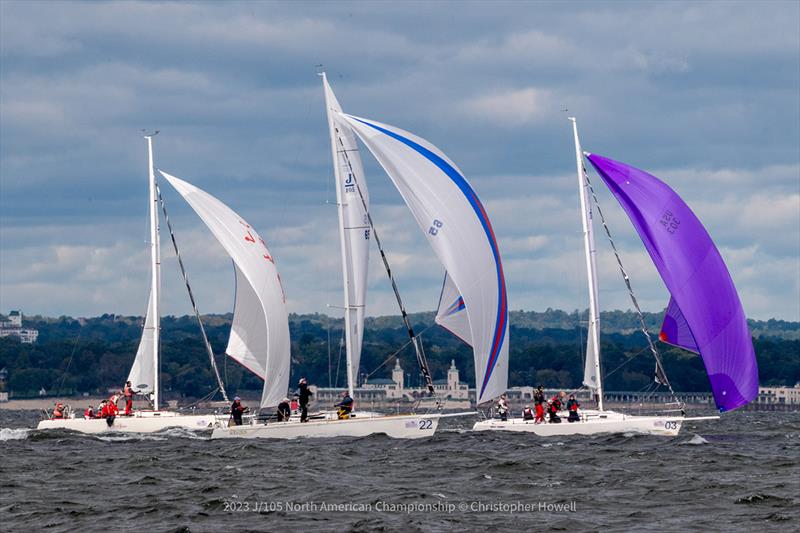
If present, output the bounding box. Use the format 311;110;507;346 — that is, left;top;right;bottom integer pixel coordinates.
472;411;719;437
36;411;217;434
210;412;470;440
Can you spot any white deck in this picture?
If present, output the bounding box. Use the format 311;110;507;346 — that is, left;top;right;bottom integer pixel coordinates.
36;410;217;434
472;410;719;437
211;412;472;440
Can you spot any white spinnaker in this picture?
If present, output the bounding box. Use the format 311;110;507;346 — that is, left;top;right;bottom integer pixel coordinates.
160;171;290;409
338;114;509;404
435;272;471;345
322;74;370;391
127;290;157;394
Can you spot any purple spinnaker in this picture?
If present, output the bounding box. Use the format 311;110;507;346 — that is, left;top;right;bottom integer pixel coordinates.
586;153;758;412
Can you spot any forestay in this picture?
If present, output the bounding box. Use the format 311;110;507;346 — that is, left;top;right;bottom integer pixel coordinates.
160;171;291;409
586;153;758;412
322;74;370;389
127;290;157;394
338;114;509;404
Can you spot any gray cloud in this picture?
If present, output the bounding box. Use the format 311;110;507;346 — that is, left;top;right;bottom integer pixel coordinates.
1;0;798;321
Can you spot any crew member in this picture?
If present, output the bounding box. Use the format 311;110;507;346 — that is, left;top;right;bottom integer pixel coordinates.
534;401;545;424
84;406;94;419
522;405;534;421
276;397;291;422
566;394;580;423
497;395;509;421
335;391;353;420
52;402;65;419
122;381;139;416
534;386;545;405
548;393;563;423
98;400;109;418
230;397;248;426
296;377;312;423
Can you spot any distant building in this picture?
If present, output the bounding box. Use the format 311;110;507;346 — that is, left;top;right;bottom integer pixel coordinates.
317;358;470;404
758;384;800;405
0;310;39;343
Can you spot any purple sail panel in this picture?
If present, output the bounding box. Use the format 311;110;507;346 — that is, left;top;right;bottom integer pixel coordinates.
660;296;699;354
586;153;758;412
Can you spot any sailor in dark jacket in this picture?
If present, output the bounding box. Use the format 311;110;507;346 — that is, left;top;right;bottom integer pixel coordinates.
276;398;292;422
296;377;312;422
231;397;248;426
566;394;581;422
335;392;354;420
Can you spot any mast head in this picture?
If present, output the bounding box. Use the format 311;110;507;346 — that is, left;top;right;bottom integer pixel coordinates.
142;129;160;139
567;116;576;123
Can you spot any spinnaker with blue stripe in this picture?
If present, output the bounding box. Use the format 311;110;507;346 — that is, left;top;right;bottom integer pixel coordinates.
338;114;509;405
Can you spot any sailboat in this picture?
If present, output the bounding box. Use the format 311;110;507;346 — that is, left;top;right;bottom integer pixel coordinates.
37;134;238;434
473;118;757;436
210;76;493;439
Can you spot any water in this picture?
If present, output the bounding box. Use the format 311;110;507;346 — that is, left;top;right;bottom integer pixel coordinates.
1;410;797;531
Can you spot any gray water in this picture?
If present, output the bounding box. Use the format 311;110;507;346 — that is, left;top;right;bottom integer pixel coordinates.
0;410;797;532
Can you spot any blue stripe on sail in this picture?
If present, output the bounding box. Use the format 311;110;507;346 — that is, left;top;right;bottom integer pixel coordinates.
445;296;465;316
351;117;507;401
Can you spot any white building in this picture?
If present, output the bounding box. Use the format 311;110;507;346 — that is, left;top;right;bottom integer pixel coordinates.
758;384;800;405
0;310;39;343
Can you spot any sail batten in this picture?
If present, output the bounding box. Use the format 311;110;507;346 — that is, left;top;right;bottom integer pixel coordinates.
160;171;290;409
339;113;508;404
586;153;758;412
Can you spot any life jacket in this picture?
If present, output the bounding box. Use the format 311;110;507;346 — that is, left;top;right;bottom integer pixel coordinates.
108;403;119;415
84;408;94;419
123;385;133;398
52;406;64;419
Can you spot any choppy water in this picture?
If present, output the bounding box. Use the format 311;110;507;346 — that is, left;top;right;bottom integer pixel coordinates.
1;409;797;532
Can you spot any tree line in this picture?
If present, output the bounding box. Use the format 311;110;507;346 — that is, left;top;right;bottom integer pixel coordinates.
0;311;797;398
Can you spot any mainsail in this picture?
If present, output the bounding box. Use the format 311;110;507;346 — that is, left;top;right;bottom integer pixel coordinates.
586;153;758;412
127;290;157;394
160;171;291;409
338;114;509;404
322;73;370;392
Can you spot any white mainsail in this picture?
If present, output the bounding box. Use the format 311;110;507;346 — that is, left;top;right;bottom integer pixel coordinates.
322;73;370;394
127;289;157;395
570;118;603;408
160;171;290;409
337;114;509;404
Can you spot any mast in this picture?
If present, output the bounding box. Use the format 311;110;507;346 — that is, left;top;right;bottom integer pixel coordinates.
145;133;161;411
569;118;604;411
321;72;356;398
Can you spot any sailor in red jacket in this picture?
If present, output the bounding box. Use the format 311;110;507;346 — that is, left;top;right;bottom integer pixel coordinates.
52;402;65;419
534;401;545;424
122;381;139;416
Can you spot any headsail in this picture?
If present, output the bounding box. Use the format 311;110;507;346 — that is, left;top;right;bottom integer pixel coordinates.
160;171;291;409
322;73;370;393
435;272;471;345
338;114;509;404
586;153;758;412
127;290;157;395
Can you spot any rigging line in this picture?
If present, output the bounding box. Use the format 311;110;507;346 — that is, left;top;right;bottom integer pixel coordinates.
364;324;435;380
334;126;438;401
582;169;677;398
602;345;650;381
56;322;83;396
157;186;229;403
334;326;344;389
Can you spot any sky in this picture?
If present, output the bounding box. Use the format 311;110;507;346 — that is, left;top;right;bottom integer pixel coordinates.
1;0;798;321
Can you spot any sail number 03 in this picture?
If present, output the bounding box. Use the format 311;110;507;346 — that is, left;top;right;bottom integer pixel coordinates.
428;219;444;236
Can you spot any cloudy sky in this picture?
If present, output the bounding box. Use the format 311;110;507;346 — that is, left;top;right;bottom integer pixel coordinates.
1;0;798;322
